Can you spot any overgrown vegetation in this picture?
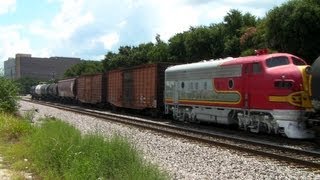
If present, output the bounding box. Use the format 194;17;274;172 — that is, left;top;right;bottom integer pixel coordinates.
0;114;167;179
0;77;20;113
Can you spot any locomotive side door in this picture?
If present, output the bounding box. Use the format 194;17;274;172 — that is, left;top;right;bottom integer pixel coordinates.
243;64;250;111
243;62;263;110
173;81;179;105
172;80;180;119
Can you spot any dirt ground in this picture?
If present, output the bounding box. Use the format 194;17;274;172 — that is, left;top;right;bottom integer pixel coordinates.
0;156;11;180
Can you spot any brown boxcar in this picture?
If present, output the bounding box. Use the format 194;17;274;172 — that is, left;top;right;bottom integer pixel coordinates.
107;63;171;114
108;69;123;108
76;73;107;104
57;78;76;99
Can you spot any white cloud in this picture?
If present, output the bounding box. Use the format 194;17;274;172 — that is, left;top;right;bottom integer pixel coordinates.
98;32;120;50
30;0;94;40
0;0;16;15
0;25;31;59
51;0;94;39
117;20;127;28
150;0;200;41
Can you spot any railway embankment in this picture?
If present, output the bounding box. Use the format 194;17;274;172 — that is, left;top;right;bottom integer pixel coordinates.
19;100;320;179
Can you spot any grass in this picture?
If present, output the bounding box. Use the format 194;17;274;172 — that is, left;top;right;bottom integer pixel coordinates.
0;113;168;180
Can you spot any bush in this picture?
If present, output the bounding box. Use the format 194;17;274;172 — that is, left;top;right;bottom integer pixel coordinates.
0;77;20;113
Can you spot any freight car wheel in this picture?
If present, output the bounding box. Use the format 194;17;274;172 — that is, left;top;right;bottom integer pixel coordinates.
111;105;118;112
150;109;159;118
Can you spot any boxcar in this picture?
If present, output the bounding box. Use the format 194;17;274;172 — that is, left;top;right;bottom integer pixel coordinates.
76;73;107;105
107;69;123;108
108;63;171;115
57;78;76;100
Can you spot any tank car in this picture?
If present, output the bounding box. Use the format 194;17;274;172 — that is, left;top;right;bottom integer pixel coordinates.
40;84;50;100
30;86;36;99
47;83;59;100
165;52;315;139
33;84;47;100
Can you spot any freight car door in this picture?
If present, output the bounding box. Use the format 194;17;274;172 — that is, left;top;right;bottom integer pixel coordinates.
123;71;133;107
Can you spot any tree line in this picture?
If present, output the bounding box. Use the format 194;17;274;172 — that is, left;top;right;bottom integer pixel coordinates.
65;0;319;76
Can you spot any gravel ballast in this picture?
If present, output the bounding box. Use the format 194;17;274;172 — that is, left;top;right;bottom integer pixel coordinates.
19;101;320;179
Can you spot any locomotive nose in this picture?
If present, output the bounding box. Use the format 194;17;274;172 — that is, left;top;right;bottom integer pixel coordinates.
311;56;320;110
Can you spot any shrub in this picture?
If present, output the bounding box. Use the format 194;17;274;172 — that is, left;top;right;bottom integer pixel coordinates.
0;77;20;113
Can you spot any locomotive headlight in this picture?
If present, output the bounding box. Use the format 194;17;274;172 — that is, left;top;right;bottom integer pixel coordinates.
305;66;312;75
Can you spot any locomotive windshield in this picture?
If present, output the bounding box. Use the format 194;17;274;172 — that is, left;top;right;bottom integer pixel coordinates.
266;56;289;68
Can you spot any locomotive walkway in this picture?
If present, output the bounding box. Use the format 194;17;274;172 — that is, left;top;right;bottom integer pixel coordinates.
23;98;320;171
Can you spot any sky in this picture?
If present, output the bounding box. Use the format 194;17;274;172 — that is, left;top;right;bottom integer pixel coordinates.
0;0;288;66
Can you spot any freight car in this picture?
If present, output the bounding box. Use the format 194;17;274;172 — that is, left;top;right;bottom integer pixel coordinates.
76;73;107;106
164;53;316;139
47;83;59;100
108;63;170;116
31;53;320;139
57;78;77;103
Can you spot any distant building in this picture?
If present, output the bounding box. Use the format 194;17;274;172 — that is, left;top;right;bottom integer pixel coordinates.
4;53;81;80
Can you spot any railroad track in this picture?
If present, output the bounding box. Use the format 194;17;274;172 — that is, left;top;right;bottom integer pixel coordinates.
22;99;320;171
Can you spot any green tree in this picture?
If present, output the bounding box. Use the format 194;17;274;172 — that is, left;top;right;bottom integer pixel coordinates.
168;33;187;62
147;34;169;63
15;77;41;95
184;26;214;61
266;0;320;64
0;77;19;113
64;61;104;77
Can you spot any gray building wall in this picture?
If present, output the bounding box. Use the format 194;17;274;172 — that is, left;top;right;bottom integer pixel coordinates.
4;54;81;80
4;58;16;78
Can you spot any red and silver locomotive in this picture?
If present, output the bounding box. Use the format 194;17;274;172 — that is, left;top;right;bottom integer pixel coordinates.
165;52;316;139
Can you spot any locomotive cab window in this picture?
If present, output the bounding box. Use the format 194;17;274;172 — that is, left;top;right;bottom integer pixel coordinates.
292;57;306;66
266;56;289;68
